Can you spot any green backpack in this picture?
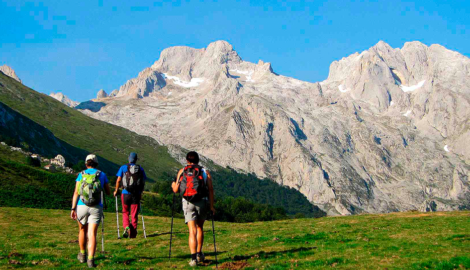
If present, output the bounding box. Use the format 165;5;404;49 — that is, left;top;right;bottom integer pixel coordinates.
77;170;102;206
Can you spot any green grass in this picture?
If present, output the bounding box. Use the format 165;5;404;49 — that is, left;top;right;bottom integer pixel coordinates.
0;208;468;269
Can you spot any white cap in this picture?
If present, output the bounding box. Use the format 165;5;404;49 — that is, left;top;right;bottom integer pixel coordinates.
85;154;98;163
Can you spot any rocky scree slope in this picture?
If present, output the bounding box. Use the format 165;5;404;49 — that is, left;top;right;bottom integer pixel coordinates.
80;40;470;215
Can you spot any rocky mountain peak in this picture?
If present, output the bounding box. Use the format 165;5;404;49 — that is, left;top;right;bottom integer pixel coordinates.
0;65;22;83
49;92;79;108
203;40;242;64
97;89;108;99
109;89;119;97
151;40;241;81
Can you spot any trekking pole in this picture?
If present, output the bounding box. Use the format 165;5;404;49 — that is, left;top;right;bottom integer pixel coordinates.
115;196;121;239
169;192;176;259
211;213;218;269
101;191;105;253
140;202;147;239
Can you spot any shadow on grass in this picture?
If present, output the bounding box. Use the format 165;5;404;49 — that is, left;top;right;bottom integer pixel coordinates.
109;258;137;266
225;247;316;263
147;229;228;238
161;251;227;260
147;231;185;238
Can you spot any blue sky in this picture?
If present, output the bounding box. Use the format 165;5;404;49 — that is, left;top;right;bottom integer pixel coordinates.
1;0;469;102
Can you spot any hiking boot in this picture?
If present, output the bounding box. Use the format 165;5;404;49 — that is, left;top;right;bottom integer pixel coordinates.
87;258;96;268
123;227;130;238
77;252;86;263
189;259;197;267
196;253;205;263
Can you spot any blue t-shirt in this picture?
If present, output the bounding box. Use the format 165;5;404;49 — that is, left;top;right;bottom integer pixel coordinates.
116;163;147;195
76;168;109;207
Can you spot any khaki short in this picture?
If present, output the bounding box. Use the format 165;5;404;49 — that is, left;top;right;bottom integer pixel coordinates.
182;198;208;224
77;205;103;225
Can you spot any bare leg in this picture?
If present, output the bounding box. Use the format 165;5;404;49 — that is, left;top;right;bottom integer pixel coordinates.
78;221;88;252
196;219;205;253
187;221;198;254
87;223;99;258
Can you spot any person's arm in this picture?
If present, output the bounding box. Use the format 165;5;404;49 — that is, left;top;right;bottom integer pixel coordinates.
113;177;122;197
101;173;111;196
140;168;147;196
171;169;184;193
206;170;215;214
104;183;111;196
71;181;80;220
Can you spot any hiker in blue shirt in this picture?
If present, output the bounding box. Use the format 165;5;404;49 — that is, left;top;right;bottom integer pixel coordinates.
71;154;110;268
113;152;147;238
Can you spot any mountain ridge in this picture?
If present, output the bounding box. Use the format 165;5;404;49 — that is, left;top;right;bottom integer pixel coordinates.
72;40;470;215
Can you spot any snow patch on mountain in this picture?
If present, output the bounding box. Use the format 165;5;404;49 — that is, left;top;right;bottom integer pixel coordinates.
163;73;204;88
400;80;426;92
229;69;255;82
338;85;350;93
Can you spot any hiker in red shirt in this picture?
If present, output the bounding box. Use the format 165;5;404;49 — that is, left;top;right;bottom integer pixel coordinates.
172;151;215;267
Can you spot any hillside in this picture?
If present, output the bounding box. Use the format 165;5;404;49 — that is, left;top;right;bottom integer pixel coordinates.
0;72;180;182
0;207;468;269
0;72;323;217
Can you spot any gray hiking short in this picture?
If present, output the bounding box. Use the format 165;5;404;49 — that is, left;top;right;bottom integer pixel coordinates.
182;198;208;224
77;205;103;225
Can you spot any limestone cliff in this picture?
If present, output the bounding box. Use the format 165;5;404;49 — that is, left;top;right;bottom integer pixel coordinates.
79;40;470;215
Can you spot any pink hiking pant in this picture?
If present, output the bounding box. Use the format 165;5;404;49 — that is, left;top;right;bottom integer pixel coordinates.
121;193;140;238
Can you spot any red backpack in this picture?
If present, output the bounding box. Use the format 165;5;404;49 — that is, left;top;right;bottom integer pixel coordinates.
179;165;207;201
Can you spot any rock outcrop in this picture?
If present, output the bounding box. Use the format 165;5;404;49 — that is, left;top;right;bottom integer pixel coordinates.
0;65;21;83
109;89;119;97
97;89;108;99
50;92;79;108
79;40;470;215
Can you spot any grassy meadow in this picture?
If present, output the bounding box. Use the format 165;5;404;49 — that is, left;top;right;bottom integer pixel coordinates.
0;207;468;269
